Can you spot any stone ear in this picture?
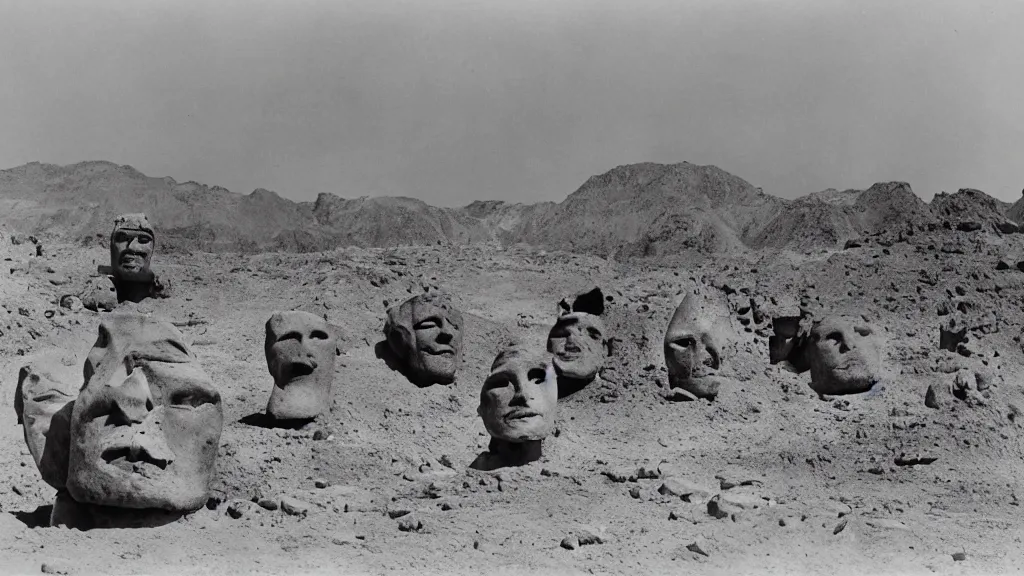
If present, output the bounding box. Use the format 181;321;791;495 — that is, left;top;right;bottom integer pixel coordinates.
387;324;414;356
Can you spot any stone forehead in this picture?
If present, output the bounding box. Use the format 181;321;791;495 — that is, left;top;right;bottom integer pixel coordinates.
387;293;460;327
93;314;190;352
489;346;551;374
552;312;605;332
667;292;725;329
112;213;154;236
266;310;332;338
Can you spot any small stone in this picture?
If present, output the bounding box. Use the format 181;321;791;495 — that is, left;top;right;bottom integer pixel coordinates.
388;509;411;519
924;384;942;409
833;517;848;535
952;552;967;561
577;528;607;546
280;496;311;516
687;536;711;557
398;516;423;532
658;478;712;502
226;499;256;519
314;478;330;489
257;498;278;511
40;561;70;575
629;486;641;499
560;536;579;550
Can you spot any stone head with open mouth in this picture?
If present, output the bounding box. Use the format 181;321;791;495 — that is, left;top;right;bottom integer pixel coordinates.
264;310;341;421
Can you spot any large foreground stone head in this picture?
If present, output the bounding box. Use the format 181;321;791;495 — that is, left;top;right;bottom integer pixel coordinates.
67;315;223;512
805;315;881;395
265;311;340;421
384;293;464;386
664;292;734;400
478;347;558;443
109;213;155;283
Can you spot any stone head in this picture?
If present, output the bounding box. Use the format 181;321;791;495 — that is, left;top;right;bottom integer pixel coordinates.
547;313;606;382
478;347;558;443
265;311;340;421
384;293;463;385
804;315;881;395
664;291;735;399
109;213;155;283
66;315;223;512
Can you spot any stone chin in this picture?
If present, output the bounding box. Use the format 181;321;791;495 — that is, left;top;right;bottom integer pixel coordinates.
552;356;599;382
486;419;552;443
66;460;212;512
414;354;458;384
668;374;733;400
267;378;328;420
809;364;878;395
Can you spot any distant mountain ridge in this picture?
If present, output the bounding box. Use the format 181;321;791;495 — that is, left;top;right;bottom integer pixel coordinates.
0;160;1019;256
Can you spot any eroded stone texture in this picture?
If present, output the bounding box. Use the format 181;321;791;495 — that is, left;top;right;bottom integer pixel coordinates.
66;315;223;513
547;287;608;386
664;291;735;400
804;316;882;395
472;346;557;470
265;311;340;421
384;293;463;386
16;363;77;491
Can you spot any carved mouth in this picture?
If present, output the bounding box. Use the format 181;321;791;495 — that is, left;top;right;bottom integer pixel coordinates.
424;348;455;357
504;409;541;422
101;446;170;471
289;362;316;378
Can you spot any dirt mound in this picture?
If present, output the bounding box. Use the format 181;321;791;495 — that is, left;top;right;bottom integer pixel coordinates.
932;188;1019;233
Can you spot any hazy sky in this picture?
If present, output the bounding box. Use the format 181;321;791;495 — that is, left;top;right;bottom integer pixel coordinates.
1;0;1021;206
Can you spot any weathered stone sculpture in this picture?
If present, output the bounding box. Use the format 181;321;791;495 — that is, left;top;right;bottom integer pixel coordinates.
769;310;882;396
664;291;734;400
383;293;463;386
547;287;607;396
471;346;558;470
803;316;881;395
80;214;169;311
265;311;340;421
16;315;223;529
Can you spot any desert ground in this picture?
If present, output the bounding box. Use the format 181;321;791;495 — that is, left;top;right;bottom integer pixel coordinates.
1;215;1024;576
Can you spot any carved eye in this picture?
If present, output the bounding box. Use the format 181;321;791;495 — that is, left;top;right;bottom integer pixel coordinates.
586;327;602;340
113;231;129;244
278;331;302;342
854;326;873;337
415;319;440;330
483;376;510;392
169;387;220;409
136;235;152;245
673;336;696;349
825;332;844;344
310;330;328;340
527;368;547;383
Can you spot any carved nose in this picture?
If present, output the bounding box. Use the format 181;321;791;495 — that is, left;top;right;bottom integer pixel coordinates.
108;363;154;426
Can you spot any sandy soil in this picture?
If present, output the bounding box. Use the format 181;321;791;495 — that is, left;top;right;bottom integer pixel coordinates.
1;232;1023;575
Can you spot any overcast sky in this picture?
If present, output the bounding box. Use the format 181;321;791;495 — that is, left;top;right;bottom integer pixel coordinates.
0;0;1020;206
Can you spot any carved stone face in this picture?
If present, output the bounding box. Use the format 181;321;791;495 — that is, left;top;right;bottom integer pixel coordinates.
805;316;881;395
66;315;223;512
265;311;339;420
479;348;557;442
547;313;605;381
385;294;463;385
664;292;735;399
109;214;155;283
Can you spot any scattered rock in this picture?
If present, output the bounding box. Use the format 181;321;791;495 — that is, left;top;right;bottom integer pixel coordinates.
280;496;311;516
686;536;711;557
659;478;713;502
257;498;278;511
833;517;848;535
952;552;967;562
924;383;942;409
560;536;579;550
226;499;256;519
894;454;938;466
397;516;423;532
40;561;71;575
314;478;330;489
